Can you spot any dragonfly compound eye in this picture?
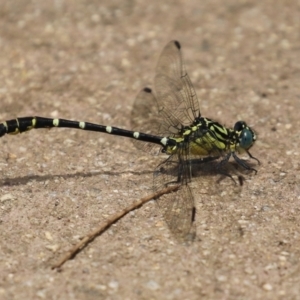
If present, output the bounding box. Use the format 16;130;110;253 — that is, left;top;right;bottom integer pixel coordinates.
239;129;254;149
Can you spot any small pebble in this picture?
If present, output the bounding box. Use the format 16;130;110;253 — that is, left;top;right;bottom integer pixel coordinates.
36;289;46;298
216;275;227;282
146;280;160;290
45;231;53;241
45;244;60;252
108;280;119;290
0;194;14;202
262;283;273;291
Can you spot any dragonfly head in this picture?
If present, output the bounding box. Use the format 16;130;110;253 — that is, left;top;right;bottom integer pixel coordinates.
234;121;257;150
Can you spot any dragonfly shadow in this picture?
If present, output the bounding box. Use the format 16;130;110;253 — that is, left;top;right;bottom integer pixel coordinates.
191;157;257;182
155;156;257;186
0;169;152;187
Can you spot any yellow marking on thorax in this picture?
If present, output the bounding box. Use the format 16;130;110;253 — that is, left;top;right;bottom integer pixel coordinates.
183;129;191;136
164;123;241;157
189;129;229;156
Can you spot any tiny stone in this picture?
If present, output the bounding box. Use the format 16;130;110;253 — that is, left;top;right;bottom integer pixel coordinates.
45;231;53;241
262;283;273;291
238;219;249;224
36;289;46;298
216;275;227;282
108;280;119;290
45;244;60;252
0;194;14;202
261;205;271;211
146;280;160;290
279;255;286;262
96;285;107;291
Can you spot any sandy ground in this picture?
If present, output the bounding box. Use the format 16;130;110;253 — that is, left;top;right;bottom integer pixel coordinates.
0;0;300;299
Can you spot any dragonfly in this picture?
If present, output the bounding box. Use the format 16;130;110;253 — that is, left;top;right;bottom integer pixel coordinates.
0;40;259;241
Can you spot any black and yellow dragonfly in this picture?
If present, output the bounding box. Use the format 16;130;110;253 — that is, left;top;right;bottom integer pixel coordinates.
0;41;259;240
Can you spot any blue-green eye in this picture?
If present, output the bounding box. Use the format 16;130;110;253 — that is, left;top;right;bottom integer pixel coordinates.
239;129;253;149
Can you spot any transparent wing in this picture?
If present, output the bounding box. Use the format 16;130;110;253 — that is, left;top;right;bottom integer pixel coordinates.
131;41;202;153
130;87;163;154
154;40;201;133
130;41;210;240
131;87;161;135
153;150;195;241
